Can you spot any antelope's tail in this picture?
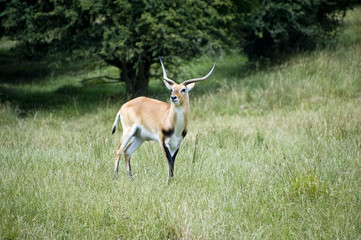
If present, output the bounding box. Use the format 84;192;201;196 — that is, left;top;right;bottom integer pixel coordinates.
112;111;121;134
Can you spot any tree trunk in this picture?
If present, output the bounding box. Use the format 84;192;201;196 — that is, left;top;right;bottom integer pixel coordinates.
120;57;151;100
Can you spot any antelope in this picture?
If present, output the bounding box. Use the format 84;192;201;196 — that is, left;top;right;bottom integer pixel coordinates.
112;57;216;180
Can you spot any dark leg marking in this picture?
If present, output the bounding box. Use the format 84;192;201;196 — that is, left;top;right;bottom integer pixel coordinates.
163;142;173;164
162;128;174;137
163;142;175;177
182;129;187;138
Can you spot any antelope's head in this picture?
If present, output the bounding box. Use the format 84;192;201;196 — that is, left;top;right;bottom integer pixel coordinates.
159;57;216;106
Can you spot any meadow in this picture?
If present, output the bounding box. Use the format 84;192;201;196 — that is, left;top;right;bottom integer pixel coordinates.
1;7;360;239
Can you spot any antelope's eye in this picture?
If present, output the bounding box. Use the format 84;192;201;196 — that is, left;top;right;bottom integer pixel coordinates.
180;88;186;93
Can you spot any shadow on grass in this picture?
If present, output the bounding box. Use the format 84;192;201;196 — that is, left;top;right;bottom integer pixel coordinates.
0;84;126;115
0;43;98;85
0;45;248;115
0;46;126;113
0;48;53;84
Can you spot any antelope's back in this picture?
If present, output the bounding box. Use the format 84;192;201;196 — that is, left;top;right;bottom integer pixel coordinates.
120;97;170;131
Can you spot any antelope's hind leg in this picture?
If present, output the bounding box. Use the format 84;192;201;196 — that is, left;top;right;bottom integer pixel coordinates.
114;126;137;179
123;136;144;179
114;142;123;179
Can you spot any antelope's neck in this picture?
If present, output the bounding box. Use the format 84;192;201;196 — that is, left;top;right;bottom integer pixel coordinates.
169;103;189;136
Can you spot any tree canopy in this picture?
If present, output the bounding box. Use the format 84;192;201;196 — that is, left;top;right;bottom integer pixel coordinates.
1;0;237;98
1;0;358;97
241;0;358;61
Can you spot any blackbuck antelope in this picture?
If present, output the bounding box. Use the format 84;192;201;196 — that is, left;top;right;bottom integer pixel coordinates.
112;57;216;179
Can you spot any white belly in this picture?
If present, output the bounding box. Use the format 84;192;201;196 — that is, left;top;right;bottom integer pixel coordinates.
135;124;159;142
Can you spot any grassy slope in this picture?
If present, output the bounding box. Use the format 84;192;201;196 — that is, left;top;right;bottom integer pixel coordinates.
1;8;360;239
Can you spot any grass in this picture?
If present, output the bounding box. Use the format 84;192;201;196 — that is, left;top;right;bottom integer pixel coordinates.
1;7;361;239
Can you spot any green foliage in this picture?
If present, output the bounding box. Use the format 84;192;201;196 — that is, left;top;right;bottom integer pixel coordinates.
242;0;358;62
3;0;357;96
1;0;237;97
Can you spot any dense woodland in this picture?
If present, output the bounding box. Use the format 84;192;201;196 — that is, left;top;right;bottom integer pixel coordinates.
1;0;358;97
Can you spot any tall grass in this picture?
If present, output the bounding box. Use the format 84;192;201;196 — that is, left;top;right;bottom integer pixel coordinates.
1;7;361;239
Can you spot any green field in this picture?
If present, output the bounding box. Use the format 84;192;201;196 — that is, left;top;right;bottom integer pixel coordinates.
1;8;360;240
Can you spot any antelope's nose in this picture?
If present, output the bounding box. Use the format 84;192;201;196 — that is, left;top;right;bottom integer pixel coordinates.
170;96;177;102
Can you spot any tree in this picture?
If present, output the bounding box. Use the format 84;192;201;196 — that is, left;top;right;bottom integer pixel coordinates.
241;0;358;62
1;0;237;98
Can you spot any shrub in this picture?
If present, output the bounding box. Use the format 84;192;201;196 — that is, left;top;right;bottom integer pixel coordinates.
242;0;358;62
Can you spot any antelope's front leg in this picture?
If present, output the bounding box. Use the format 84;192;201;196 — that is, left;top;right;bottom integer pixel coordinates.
161;142;178;178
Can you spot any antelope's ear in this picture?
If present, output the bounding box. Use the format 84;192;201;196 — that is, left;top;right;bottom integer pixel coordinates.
163;80;173;90
186;83;195;91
